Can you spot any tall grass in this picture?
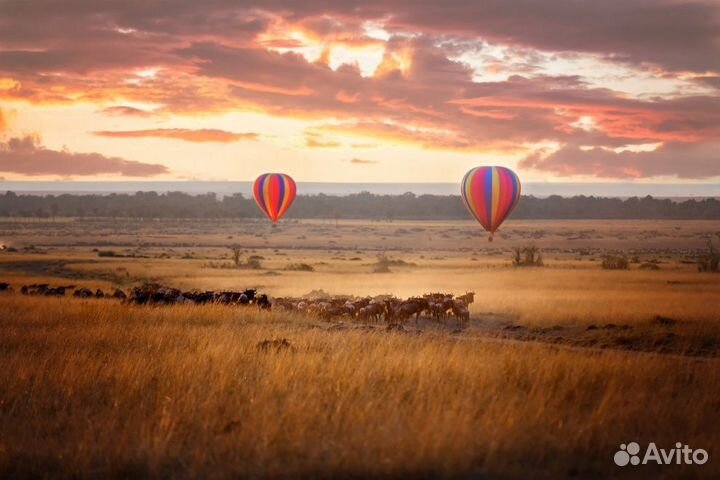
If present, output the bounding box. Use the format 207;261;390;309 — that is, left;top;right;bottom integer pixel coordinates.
0;295;717;478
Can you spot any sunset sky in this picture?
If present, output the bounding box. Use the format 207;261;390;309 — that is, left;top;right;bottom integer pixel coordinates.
1;0;719;183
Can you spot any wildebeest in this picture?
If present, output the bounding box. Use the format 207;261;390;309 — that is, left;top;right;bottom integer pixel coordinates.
18;284;71;296
256;338;292;352
45;286;68;296
112;288;127;300
14;280;474;328
257;294;271;310
456;291;475;305
387;297;429;324
126;284;182;305
451;299;470;324
124;283;270;309
423;293;457;322
73;287;94;298
0;282;13;293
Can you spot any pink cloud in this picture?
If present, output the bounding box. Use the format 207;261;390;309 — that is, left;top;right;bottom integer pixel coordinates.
0;135;169;176
521;142;720;179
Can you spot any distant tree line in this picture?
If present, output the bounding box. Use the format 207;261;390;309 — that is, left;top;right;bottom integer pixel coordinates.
0;191;719;220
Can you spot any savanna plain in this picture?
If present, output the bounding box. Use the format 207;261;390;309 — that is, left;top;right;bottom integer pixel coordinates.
1;217;719;479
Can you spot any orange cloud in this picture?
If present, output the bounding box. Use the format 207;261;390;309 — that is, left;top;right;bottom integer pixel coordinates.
305;138;341;148
93;128;258;143
313;122;523;154
101;106;154;117
349;158;378;164
336;90;359;103
233;81;313;96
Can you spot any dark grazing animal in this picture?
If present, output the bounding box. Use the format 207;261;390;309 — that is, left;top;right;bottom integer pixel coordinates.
451;300;470;324
256;338;292;352
73;287;94;298
256;294;272;310
457;292;475;305
112;289;127;300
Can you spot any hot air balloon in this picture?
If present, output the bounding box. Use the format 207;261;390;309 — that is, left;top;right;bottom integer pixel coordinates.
253;173;296;223
461;166;521;241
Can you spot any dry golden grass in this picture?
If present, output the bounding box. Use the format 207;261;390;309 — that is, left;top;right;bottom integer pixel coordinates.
1;295;718;479
1;218;719;478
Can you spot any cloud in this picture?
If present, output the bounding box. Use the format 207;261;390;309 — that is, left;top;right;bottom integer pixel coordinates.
0;108;5;131
101;106;154;117
313;121;524;153
520;142;720;179
0;2;719;180
349;158;378;165
694;75;720;90
375;0;720;73
0;135;169;176
3;1;718;73
93;128;258;143
304;132;341;148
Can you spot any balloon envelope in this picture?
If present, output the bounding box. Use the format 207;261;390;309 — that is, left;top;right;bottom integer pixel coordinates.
461;166;521;240
253;173;296;223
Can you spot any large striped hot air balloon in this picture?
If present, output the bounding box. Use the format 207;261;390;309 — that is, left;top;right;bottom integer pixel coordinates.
253;173;297;223
461;166;521;241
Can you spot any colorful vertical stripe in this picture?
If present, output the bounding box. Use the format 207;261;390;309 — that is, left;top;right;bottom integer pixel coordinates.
461;166;521;239
253;173;297;223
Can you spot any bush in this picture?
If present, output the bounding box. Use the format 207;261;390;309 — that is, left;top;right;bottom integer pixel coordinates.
511;246;544;267
98;250;118;257
697;238;720;273
285;263;315;272
373;253;416;271
373;254;393;273
242;258;263;270
602;255;629;270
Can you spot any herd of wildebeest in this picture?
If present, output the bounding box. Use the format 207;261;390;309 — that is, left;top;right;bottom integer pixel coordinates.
0;281;474;325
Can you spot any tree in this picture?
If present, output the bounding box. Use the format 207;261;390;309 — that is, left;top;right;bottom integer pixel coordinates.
230;245;242;267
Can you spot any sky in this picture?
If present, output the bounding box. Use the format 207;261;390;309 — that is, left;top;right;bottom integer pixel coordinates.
0;0;719;184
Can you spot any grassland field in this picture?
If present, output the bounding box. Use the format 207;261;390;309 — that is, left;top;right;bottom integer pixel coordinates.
0;217;719;479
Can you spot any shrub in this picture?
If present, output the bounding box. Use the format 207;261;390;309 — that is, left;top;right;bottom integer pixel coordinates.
285;263;315;272
512;246;544;267
373;254;393;273
697;238;720;273
242;258;263;270
602;255;629;270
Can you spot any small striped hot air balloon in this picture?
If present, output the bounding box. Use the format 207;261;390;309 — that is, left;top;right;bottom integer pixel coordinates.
253;173;297;223
461;166;521;241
